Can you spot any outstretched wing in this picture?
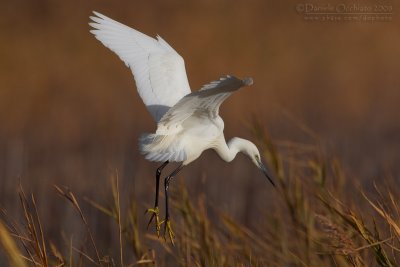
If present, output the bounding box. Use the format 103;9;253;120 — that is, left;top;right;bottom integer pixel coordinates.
89;11;191;122
156;75;253;135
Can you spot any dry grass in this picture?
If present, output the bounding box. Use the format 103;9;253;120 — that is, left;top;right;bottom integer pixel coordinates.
0;124;399;266
0;1;399;266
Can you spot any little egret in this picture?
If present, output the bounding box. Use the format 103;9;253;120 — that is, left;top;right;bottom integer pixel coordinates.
89;11;275;244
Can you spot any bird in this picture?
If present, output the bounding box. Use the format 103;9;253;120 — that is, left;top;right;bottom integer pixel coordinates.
89;11;275;244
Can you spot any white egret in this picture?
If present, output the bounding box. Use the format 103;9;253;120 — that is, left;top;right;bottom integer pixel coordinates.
89;11;275;244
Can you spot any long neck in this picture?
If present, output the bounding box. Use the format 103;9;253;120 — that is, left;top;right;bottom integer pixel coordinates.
216;137;247;162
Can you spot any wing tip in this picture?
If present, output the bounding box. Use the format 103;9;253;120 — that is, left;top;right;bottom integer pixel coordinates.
92;11;103;18
242;77;253;86
89;11;104;29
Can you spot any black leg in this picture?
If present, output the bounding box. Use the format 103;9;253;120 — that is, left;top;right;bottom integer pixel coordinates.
163;164;183;244
154;161;169;208
146;161;169;236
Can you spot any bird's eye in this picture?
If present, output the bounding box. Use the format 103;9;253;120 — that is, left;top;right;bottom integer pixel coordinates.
255;155;259;161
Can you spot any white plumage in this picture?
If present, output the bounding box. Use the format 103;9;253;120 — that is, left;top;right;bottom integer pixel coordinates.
140;76;253;163
89;12;260;166
89;11;275;243
90;11;191;122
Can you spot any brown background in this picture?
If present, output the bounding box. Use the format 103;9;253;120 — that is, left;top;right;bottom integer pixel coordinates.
0;0;399;257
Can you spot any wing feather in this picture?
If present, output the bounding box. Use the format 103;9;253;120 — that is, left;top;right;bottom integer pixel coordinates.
139;76;252;162
89;11;191;122
156;75;253;135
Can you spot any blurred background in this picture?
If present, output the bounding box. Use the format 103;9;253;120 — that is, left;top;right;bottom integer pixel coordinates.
0;0;399;263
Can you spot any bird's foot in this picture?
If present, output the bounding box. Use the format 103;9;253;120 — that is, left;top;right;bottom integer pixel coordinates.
163;218;175;246
145;207;162;237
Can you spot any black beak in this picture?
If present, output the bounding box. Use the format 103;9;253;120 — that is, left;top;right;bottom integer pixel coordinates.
258;161;275;187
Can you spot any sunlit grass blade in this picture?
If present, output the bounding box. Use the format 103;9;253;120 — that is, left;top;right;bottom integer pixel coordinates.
0;221;27;267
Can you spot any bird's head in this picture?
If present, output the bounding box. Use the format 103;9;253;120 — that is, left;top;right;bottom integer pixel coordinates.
230;138;275;187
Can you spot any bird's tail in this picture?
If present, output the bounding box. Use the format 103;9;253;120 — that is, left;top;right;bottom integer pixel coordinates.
139;133;186;162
